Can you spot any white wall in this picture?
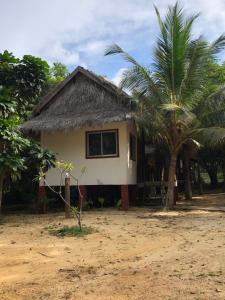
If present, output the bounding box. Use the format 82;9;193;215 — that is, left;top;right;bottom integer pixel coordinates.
41;121;137;186
127;120;137;184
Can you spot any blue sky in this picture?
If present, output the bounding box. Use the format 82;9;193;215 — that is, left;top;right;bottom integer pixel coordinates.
1;0;225;85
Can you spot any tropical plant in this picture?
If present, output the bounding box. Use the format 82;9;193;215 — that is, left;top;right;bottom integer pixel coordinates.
105;2;225;210
39;160;86;230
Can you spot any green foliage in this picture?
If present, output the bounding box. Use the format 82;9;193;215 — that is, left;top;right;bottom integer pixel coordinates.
0;87;17;117
0;116;55;207
49;62;69;85
0;50;69;119
71;206;78;218
55;160;73;172
49;225;93;237
0;51;50;117
28;142;55;171
0;118;29;179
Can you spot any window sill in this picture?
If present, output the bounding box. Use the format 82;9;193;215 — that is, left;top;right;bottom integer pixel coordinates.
86;154;119;159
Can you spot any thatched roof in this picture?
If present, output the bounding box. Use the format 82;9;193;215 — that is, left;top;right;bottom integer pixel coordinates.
21;66;132;134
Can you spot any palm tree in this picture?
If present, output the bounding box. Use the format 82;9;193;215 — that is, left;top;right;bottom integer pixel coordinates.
105;2;225;210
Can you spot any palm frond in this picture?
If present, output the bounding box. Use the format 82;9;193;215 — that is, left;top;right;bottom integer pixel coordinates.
210;34;225;56
197;86;225;126
120;66;161;103
105;45;162;102
160;103;183;111
193;127;225;146
153;2;200;100
179;38;208;100
104;44;137;65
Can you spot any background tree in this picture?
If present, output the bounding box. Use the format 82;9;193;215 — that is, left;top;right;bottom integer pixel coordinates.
0;51;49;118
50;62;69;85
0;51;61;211
181;62;225;198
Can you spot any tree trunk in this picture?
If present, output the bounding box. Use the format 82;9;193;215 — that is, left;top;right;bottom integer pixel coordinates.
222;162;225;192
207;167;218;189
0;174;4;214
141;129;145;182
183;154;192;200
197;162;203;194
165;151;177;210
65;176;71;218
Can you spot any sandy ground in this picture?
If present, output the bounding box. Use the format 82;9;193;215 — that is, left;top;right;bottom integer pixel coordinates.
1;194;225;300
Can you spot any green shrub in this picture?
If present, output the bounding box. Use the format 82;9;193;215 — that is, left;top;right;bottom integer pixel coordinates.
49;225;93;237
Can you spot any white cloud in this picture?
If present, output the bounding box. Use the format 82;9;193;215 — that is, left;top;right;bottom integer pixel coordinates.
40;41;80;65
111;68;127;87
80;40;107;56
0;0;225;75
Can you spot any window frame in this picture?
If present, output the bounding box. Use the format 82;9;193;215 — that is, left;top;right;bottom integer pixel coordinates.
129;133;137;161
86;129;119;159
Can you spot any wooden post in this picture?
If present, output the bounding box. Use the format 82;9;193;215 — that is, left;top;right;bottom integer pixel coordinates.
65;174;71;218
37;177;46;213
121;185;129;210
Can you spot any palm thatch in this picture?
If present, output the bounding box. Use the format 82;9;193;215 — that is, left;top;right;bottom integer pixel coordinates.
21;66;131;134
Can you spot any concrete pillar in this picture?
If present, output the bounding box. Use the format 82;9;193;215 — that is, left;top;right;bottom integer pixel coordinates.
121;185;129;210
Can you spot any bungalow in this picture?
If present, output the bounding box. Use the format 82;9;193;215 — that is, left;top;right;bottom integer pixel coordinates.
21;66;137;209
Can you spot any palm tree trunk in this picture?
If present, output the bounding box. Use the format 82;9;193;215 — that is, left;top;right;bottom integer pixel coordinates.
165;151;177;210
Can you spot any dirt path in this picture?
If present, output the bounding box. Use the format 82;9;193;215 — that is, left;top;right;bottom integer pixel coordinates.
1;197;225;299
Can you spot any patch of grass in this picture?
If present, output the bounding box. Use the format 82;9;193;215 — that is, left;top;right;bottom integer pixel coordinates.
49;225;93;237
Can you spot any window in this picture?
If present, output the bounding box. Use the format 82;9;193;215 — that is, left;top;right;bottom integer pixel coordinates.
130;133;136;161
86;130;119;158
